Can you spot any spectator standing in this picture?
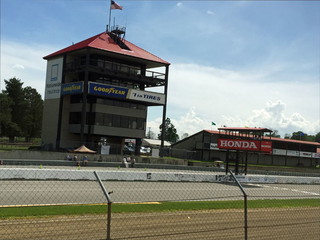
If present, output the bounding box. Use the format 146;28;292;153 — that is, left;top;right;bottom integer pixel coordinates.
122;157;128;168
83;156;88;166
131;158;136;168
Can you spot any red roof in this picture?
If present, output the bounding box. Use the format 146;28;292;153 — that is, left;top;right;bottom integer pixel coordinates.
44;32;170;67
204;130;320;146
269;137;320;146
218;127;273;133
205;130;220;135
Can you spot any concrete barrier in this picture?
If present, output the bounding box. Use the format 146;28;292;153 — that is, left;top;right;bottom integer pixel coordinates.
0;151;188;166
0;168;217;182
1;168;319;184
0;150;122;162
215;174;320;184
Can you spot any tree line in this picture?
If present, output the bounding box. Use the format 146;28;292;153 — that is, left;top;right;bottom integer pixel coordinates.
155;119;320;144
0;78;43;142
272;130;320;142
1;77;319;145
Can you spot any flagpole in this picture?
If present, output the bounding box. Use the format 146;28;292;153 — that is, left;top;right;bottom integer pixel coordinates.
108;0;112;31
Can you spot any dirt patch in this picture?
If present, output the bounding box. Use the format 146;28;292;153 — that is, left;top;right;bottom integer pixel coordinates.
0;208;319;240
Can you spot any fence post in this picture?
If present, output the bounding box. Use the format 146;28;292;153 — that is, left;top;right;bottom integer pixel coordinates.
228;170;248;240
94;171;112;240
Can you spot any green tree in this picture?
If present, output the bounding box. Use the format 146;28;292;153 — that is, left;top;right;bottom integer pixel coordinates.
158;118;179;144
291;131;306;141
271;130;281;138
23;87;43;141
181;133;189;140
2;77;43;142
315;132;320;143
291;131;315;142
284;133;291;139
0;92;21;139
0;93;11;133
305;135;315;142
3;78;26;140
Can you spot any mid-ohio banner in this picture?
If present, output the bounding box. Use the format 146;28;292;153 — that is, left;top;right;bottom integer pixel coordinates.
218;139;272;153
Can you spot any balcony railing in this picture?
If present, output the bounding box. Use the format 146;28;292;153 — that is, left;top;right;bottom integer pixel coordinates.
65;59;166;87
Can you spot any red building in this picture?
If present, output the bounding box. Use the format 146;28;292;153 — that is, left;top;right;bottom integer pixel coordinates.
171;128;320;173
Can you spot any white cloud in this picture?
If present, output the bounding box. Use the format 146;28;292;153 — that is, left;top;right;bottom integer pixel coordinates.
171;107;212;136
222;100;319;136
176;2;182;7
147;63;319;138
146;107;214;138
147;100;319;139
12;64;25;70
146;117;162;138
206;10;215;15
1;40;56;97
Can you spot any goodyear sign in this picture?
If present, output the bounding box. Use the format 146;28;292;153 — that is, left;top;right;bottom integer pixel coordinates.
61;82;84;95
88;82;128;99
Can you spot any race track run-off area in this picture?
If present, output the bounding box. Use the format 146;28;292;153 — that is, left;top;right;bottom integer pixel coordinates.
0;208;319;240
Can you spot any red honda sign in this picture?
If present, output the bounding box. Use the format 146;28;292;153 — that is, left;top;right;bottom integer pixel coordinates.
260;141;272;153
218;139;272;153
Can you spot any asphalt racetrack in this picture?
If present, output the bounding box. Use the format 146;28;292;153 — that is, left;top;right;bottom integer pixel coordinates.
1;180;320;206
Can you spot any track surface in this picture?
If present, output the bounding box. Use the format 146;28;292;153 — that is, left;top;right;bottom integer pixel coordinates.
1;181;320;206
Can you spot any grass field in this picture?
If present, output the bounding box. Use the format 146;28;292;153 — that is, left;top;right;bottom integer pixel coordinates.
0;138;41;152
1;199;319;219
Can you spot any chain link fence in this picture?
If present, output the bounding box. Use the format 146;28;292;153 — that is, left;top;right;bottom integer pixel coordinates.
0;166;319;240
0;169;110;240
246;182;320;240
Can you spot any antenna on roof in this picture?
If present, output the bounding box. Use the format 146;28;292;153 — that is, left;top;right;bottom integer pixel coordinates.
107;0;123;32
105;0;128;49
108;25;129;50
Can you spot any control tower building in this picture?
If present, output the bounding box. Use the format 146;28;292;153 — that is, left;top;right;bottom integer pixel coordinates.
42;26;170;154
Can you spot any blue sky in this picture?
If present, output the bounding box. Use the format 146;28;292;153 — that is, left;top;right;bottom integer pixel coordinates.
1;0;320;137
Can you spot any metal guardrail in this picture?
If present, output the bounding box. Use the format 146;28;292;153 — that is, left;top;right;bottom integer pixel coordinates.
65;60;166;82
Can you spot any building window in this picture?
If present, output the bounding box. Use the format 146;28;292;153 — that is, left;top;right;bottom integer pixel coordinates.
104;114;112;127
131;119;137;129
70;95;82;103
70;111;146;131
69;112;82;124
93;97;147;111
137;104;146;110
120;116;129;128
137;118;145;130
95;113;103;126
113;101;122;107
87;112;95;125
112;115;121;127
